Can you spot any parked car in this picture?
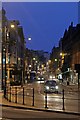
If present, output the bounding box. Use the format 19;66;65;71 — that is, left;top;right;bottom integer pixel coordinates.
44;80;60;93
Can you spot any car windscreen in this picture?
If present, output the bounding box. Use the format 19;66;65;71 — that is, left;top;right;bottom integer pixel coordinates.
45;80;57;86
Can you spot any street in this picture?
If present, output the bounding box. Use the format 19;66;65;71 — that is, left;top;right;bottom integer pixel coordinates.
6;82;79;113
1;2;80;120
2;106;80;119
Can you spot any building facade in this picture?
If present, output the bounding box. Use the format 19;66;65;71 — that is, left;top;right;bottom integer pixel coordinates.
60;22;80;83
2;8;25;88
50;46;60;77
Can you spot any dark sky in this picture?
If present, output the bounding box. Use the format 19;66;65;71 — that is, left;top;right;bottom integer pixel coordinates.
2;2;78;52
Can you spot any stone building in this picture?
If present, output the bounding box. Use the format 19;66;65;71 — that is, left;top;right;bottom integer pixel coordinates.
60;22;80;83
2;8;25;88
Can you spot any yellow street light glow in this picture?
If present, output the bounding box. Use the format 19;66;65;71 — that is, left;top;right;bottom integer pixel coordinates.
48;60;51;63
60;52;67;56
33;58;36;60
18;58;20;61
55;59;58;62
11;24;15;28
42;64;44;68
60;53;62;56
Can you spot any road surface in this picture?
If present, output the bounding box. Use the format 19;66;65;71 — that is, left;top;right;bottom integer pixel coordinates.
2;106;80;119
6;82;79;113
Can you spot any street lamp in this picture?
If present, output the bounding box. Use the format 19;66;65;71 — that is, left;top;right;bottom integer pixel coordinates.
55;59;58;62
33;57;36;61
60;52;66;67
10;24;15;28
28;37;31;41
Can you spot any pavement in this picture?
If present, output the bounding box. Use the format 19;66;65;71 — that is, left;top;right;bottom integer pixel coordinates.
0;84;80;116
0;92;80;116
61;82;80;92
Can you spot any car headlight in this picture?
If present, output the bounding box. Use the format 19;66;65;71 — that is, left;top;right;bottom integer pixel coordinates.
50;76;53;79
46;86;49;90
42;78;44;80
38;78;40;80
55;86;58;89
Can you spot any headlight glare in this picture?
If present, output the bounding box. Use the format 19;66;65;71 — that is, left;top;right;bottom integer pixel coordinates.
56;86;58;89
46;86;49;90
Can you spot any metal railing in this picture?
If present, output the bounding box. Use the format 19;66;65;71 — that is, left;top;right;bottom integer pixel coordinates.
5;86;79;112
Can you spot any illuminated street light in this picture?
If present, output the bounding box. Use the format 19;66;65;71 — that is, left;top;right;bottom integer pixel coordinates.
18;57;20;61
36;61;38;63
33;57;36;60
55;59;58;62
10;24;15;28
42;64;44;68
46;62;48;65
60;52;67;56
29;65;32;67
60;53;63;56
48;60;51;63
28;37;31;41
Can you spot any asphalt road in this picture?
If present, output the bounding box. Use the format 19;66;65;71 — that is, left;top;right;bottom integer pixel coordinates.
2;106;80;119
6;82;79;112
18;82;79;111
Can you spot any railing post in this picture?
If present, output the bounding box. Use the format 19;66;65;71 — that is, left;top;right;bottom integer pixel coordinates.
23;87;24;105
45;92;48;108
32;88;34;106
15;87;17;103
9;86;11;102
62;89;65;110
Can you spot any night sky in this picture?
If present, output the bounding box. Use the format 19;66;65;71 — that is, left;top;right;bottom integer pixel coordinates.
2;2;78;53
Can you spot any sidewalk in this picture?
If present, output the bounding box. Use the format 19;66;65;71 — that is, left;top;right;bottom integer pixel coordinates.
61;83;80;92
0;92;80;116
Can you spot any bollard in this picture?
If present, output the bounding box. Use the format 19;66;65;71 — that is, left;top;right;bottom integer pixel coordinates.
23;87;24;105
32;88;34;106
15;87;17;103
62;89;65;110
45;92;48;108
9;86;11;102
